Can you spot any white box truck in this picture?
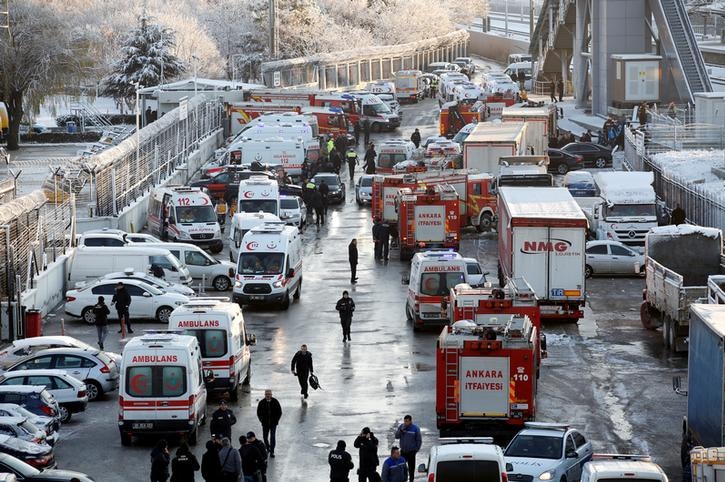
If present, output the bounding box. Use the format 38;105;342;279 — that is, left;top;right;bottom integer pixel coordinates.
501;104;558;155
463;122;527;175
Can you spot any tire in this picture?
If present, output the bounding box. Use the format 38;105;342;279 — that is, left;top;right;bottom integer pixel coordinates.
81;307;96;325
189;427;198;445
640;301;661;330
293;279;302;299
210;243;223;254
156;306;173;323
242;364;251;385
213;276;231;292
281;291;290;310
372;123;381;133
478;213;494;232
120;431;132;446
85;380;102;402
557;162;569;175
595;157;607;168
585;265;593;278
229;383;239;401
58;406;71;424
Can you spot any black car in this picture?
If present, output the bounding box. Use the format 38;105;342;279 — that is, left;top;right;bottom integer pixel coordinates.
0;452;95;481
0;435;54;470
311;173;345;204
560;142;612;168
547;148;583;175
190;168;276;202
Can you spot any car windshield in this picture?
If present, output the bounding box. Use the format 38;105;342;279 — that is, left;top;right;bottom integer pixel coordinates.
360;177;373;187
238;253;285;275
435;460;502;482
186;329;227;358
505;435;562;459
369;102;391;114
238;199;278;215
314;177;339;188
606;203;656;217
280;198;298;209
419;272;465;296
174;205;217;223
126;366;186;397
378;153;407;168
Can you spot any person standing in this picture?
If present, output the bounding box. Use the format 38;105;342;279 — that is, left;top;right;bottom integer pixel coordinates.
291;344;314;399
557;78;564;102
336;291;355;343
335;134;348;157
201;440;222;482
312;188;325;228
150;439;171;482
219;437;242;482
395;415;422;482
347;150;358;180
354;427;379;482
256;389;282;458
410;129;421;149
363;119;371;146
348;239;358;284
549;79;557;103
319;180;330;216
580;129;592;143
354;122;361;145
239;435;265;482
329;440;355;482
671;204;686;225
246;432;268;482
92;296;110;350
372;218;383;261
381;447;408;482
363;144;377;175
210;400;237;440
170;442;200;482
379;222;391;261
112;282;133;334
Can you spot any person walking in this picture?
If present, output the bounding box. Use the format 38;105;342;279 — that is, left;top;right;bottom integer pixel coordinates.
410;129;421;149
170;442;200;482
327;137;335;156
210;400;237;440
363;144;377;175
201;440;222;482
346;150;358;180
329;440;355;482
395;415;422;482
246;432;268;482
151;439;171;482
363;119;371;146
256;389;282;458
381;447;408;482
219;437;242;482
239;434;265;482
336;291;355;343
335;134;348;157
92;296;110;350
291;344;314;399
112;282;133;334
319;180;330;216
354;122;361;145
312;188;325;228
379;222;391;261
372;218;383;261
557;78;564;102
348;239;358;284
549;79;557;103
354;427;379;482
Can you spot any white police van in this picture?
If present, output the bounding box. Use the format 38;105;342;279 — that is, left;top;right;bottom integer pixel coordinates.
419;438;508;482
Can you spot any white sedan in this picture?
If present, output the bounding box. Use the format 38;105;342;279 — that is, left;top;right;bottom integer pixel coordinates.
585;240;645;278
0;336;121;369
65;278;189;324
75;269;195;297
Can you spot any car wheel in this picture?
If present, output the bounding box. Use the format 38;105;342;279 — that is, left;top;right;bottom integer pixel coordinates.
85;380;102;401
188;427;198;445
229;384;239;401
81;307;96;325
210;243;223;254
557;162;569;175
242;364;251;385
58;405;71;423
213;276;231;291
293;279;302;299
595;157;607;168
156;306;173;323
585;264;593;278
281;291;290;310
372;123;381;133
120;431;132;446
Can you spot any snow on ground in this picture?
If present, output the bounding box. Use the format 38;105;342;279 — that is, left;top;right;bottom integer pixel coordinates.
650;149;725;200
650;224;722;238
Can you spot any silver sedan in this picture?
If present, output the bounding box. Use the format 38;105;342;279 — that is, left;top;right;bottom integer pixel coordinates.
585;240;645;278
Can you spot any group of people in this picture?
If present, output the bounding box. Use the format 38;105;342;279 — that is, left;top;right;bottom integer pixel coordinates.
91;281;134;350
371;219;393;261
601;115;625;149
302;179;330;228
548;77;565;103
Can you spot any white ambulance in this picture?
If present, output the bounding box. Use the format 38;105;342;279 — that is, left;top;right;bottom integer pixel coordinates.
168;299;255;401
237;176;280;216
147;186;223;253
229;211;282;263
405;250;467;330
118;332;207;446
232;222;303;310
581;455;667;482
227;138;305;178
233;123;319;169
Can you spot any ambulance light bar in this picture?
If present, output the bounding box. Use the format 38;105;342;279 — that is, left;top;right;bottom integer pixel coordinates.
591;454;652;462
439;437;494;445
523;422;571;431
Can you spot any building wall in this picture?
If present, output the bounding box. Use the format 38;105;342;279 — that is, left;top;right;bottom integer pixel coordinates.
467;30;529;64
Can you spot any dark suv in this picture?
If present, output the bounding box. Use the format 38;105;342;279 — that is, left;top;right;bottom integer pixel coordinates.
0;387;58;422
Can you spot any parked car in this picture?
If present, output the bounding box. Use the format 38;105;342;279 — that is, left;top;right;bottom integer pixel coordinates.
190;167;276;202
419;438;507;481
124;233;161;243
560;142;612;169
423;136;447;149
547;148;583;175
463;258;487;287
585;240;645;278
0;417;50;447
0;406;57;447
78;269;195;298
563;171;597;197
0;371;88;423
355;175;374;206
0;436;54;470
279;195;305;228
0;337;121;370
0;388;59;422
0;452;96;481
311;173;345;204
505;423;593;482
65;278;189;325
76;229;161;247
453;56;476;75
6;348;119;402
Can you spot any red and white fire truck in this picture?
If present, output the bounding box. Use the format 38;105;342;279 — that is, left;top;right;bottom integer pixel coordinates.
244;89;362;124
396;184;460;260
229;102;351;138
436;307;539;436
372;170;497;232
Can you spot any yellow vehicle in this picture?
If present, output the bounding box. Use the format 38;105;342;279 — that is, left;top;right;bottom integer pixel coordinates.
0;102;8;142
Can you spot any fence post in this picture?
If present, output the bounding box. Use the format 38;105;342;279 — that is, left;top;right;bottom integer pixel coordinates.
111;167;118;216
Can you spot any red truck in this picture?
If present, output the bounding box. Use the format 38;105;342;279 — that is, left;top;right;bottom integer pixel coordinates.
397;184;460;260
244;89;362;124
229;102;351;139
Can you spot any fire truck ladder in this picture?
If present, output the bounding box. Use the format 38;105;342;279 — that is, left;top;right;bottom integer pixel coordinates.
447;104;467;137
445;347;460;422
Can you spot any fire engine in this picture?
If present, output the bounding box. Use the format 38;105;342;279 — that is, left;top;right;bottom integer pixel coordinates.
372;170;497;233
436;312;539;436
244;89;362;124
229;102;351;139
396;184;460;260
439;99;488;138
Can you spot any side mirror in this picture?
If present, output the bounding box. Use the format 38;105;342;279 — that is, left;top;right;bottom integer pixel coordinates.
286;268;295;278
566;451;578;459
506;463;514;472
417;463;427;473
142;292;152;298
246;334;257;346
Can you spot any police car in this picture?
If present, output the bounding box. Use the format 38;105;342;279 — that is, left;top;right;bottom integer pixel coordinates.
505;423;593;482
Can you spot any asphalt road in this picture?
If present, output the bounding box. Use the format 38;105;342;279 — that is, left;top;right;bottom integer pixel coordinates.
40;83;687;481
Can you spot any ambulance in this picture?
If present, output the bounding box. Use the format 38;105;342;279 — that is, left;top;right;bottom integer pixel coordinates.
168;299;255;400
232;121;320;164
405;250;467;330
237;176;280;217
147;186;223;253
118;332;207;446
228;211;282;262
233;222;303;310
226;138;305;178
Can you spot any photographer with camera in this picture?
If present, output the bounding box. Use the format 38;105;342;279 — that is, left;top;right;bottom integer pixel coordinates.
354;427;379;482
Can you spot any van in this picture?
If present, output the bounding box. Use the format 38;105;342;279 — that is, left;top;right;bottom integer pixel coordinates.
366;80;396;98
394;70;425;103
133;242;236;292
419;438;507;481
68;246;192;286
233;122;319;168
168;299;255;400
237;176;280;216
147;186;223;253
118;332;207;446
227;138;305;178
581;455;667;482
229;212;282;263
232;222;303;309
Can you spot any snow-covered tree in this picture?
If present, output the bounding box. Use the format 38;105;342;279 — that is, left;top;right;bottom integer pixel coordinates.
103;15;185;105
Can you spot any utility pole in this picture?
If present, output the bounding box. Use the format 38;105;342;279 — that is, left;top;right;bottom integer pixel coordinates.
269;0;278;59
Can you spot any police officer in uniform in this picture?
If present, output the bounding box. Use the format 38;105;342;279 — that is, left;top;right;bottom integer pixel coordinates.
209;400;237;439
335;291;355;343
329;440;354;482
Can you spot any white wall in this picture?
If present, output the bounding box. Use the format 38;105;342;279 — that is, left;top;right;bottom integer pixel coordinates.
20;253;72;317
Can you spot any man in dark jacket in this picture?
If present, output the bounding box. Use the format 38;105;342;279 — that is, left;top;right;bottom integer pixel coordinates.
256;389;282;458
335;135;348;158
394;415;422;482
557;78;564;102
671;204;686;225
329;440;355;482
379;222;391;261
291;344;314;399
549;79;557;103
410;129;421;149
354;427;379;482
210;400;237;440
239;434;265;481
312;189;325;227
170;441;200;482
372;218;383;260
336;291;355;343
201;440;222;482
363;119;371;146
150;439;170;482
363;144;377;175
92;296;110;350
319;180;330;216
112;282;133;334
349;238;358;284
